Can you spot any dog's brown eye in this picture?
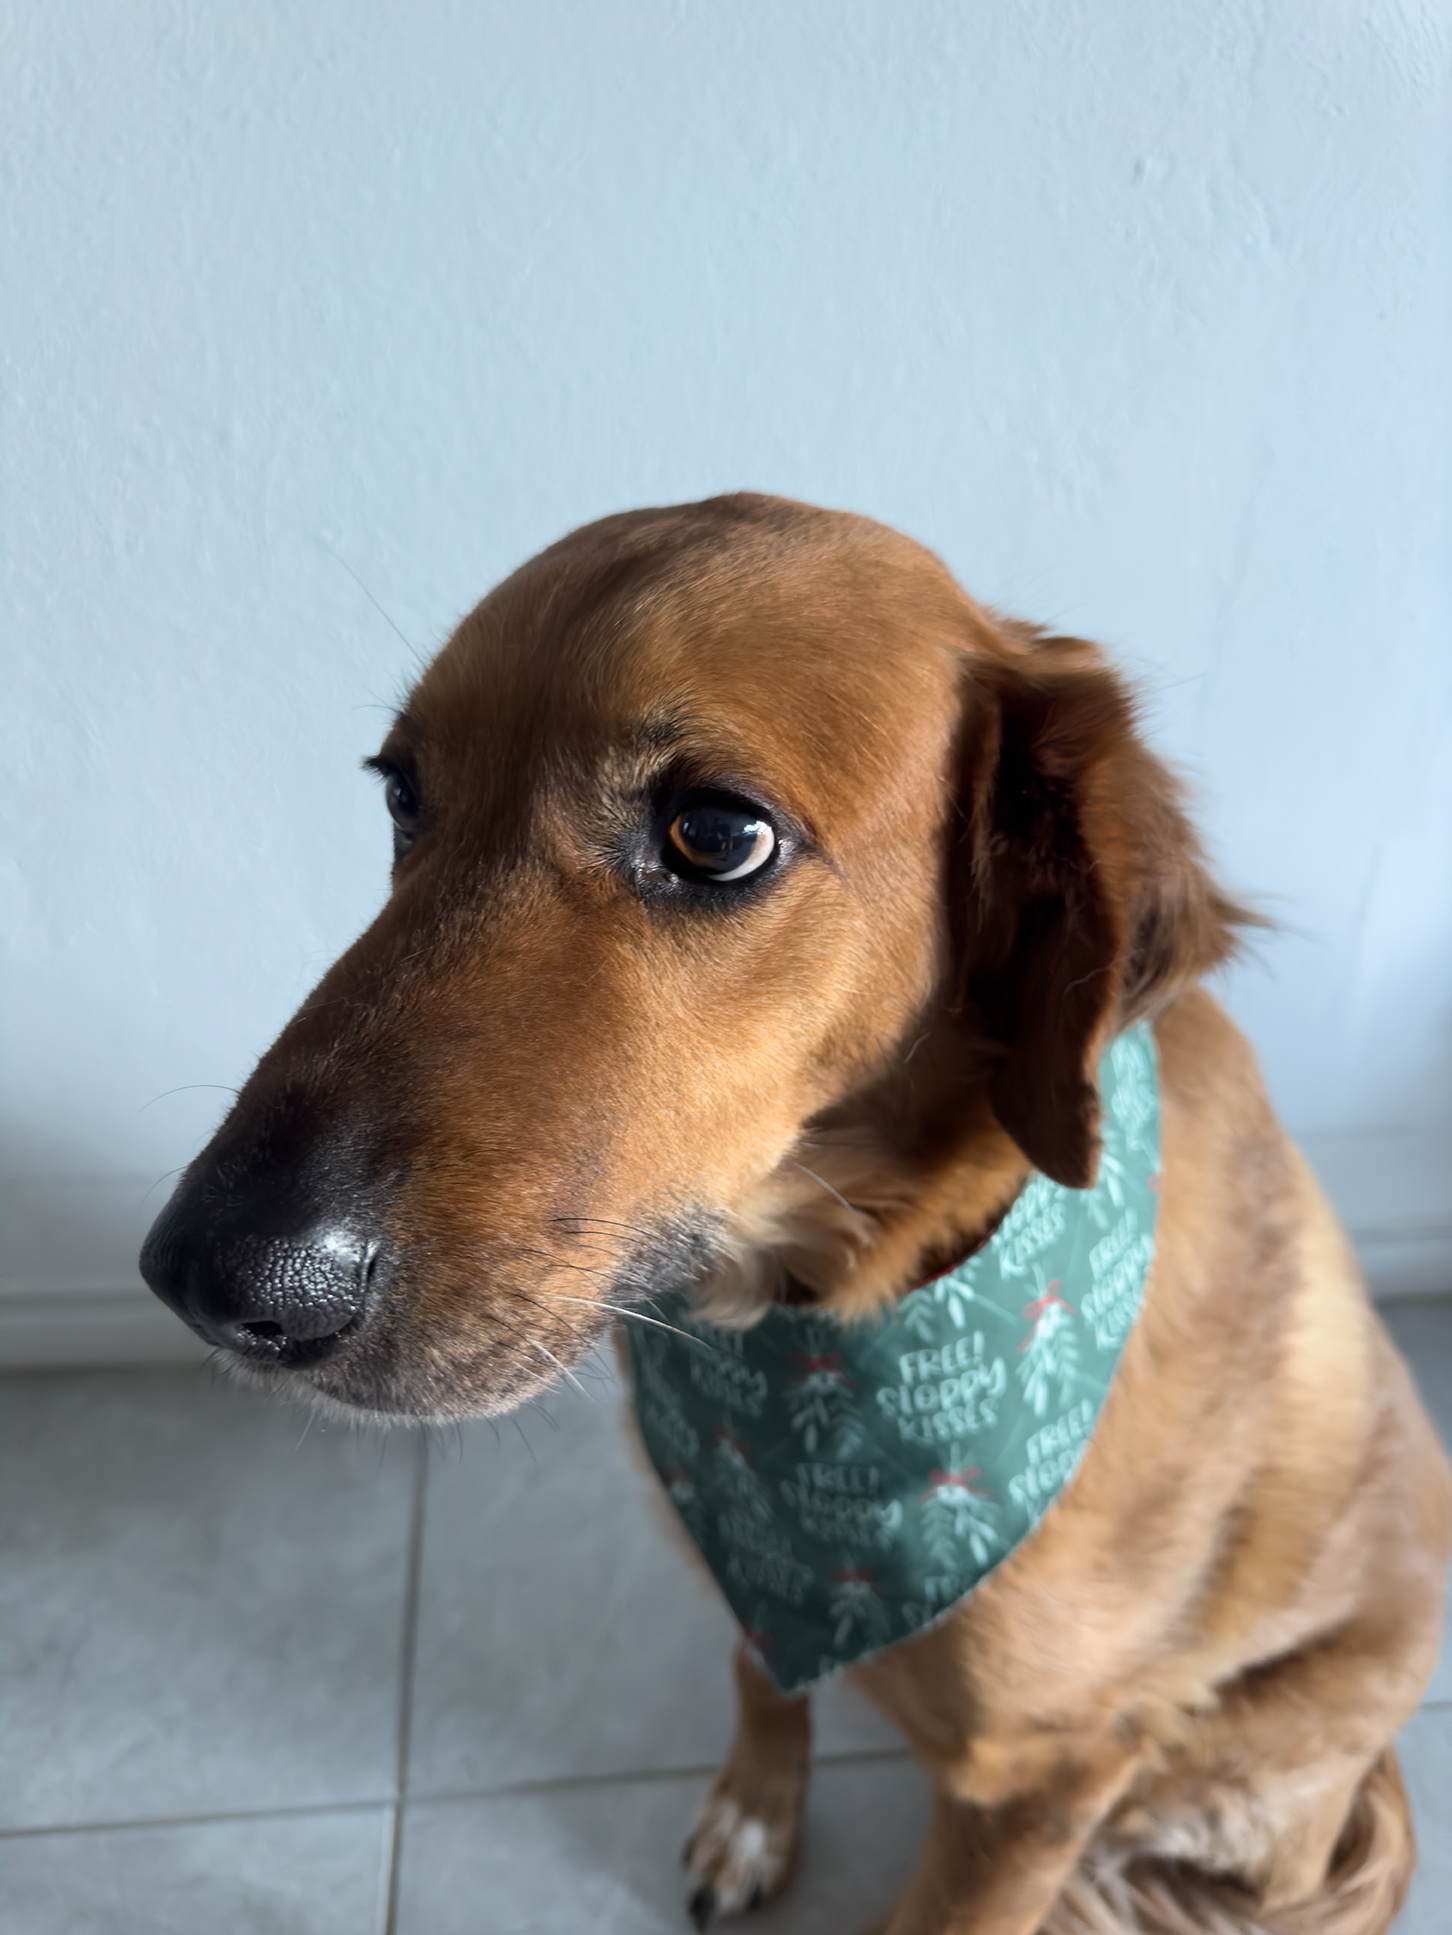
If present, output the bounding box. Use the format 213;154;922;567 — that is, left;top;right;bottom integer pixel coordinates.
382;770;423;858
668;805;776;882
384;771;421;828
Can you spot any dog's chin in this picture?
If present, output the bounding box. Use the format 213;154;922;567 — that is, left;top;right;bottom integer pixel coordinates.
209;1328;584;1428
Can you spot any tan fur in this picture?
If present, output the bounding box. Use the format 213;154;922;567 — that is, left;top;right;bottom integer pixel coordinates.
171;495;1451;1931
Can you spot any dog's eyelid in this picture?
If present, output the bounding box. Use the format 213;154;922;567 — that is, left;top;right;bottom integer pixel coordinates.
365;710;422;772
364;749;426;802
654;770;817;855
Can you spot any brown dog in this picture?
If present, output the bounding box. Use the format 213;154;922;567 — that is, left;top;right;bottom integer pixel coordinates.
141;495;1450;1933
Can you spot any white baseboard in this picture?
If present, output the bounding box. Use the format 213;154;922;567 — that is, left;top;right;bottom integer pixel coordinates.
1351;1230;1452;1301
2;1135;1448;1370
1296;1127;1452;1303
0;1288;210;1369
0;1173;209;1368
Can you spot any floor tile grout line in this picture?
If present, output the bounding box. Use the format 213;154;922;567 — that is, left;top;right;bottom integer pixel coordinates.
0;1796;400;1840
394;1746;917;1811
0;1746;920;1843
384;1431;431;1935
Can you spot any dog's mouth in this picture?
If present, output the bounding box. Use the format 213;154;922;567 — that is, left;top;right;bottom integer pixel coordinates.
197;1281;607;1426
154;1203;730;1425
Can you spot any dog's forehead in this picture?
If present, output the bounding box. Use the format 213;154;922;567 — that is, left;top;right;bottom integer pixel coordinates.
405;505;968;814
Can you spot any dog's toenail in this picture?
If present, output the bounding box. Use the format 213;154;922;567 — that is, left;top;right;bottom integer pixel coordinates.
747;1883;765;1911
688;1883;717;1930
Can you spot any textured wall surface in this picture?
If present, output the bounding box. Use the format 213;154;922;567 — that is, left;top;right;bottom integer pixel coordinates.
4;0;1449;1355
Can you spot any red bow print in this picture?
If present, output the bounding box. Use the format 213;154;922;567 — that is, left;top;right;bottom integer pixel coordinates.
790;1351;843;1375
1018;1281;1074;1350
922;1465;989;1502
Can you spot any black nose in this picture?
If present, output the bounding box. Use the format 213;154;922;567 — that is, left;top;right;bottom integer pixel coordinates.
140;1186;386;1367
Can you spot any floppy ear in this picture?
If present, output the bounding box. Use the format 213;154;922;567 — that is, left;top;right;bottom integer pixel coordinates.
953;626;1247;1188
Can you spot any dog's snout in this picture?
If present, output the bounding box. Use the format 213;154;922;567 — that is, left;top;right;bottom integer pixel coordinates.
140;1185;387;1366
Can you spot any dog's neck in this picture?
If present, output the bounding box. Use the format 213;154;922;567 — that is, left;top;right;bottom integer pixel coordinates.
695;1056;1035;1327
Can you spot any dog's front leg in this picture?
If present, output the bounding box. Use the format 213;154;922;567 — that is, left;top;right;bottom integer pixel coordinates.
684;1642;811;1927
879;1736;1139;1935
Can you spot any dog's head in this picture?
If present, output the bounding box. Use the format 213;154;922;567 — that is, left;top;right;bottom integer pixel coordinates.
140;495;1242;1420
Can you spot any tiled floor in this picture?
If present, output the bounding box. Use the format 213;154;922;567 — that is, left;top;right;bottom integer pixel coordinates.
2;1304;1448;1934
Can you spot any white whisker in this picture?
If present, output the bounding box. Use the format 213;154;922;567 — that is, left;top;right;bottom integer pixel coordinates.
790;1160;862;1218
550;1295;717;1352
529;1337;594;1401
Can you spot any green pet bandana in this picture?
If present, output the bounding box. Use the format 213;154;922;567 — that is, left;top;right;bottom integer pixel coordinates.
626;1024;1161;1695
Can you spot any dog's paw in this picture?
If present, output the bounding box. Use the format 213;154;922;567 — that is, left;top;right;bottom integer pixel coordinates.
684;1782;803;1926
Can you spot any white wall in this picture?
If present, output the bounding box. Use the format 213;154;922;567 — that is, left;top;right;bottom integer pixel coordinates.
4;0;1450;1363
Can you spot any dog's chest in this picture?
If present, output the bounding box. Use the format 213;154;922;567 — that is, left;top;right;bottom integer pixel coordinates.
627;1025;1162;1694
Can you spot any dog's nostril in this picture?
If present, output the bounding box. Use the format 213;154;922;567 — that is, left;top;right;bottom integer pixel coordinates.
229;1314;351;1361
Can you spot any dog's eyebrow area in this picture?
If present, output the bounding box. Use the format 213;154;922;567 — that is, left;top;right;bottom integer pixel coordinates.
628;707;694;754
603;707;757;793
361;712;420;769
601;710;820;854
